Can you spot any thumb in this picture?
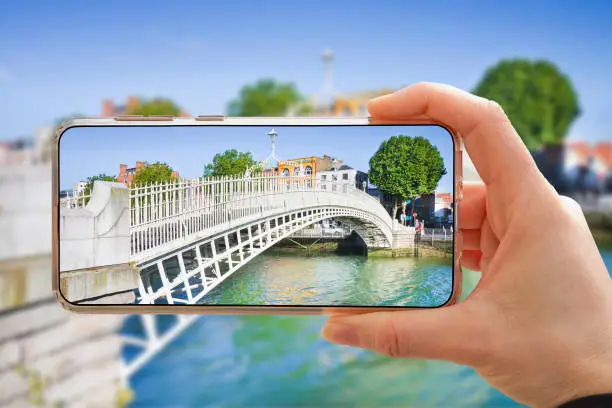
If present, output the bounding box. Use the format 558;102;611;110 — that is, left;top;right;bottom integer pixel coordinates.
322;305;485;366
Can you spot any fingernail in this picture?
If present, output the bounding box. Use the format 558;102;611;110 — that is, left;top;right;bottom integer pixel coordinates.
323;322;360;346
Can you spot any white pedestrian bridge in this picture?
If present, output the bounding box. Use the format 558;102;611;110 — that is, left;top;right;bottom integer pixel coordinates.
61;174;396;306
59;173;416;381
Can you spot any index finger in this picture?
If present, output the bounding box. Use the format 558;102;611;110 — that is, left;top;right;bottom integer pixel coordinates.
368;82;548;193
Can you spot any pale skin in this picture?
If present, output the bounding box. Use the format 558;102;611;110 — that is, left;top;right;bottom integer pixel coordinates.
321;83;612;408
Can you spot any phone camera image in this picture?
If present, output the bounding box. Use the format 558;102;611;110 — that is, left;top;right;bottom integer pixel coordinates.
57;123;456;309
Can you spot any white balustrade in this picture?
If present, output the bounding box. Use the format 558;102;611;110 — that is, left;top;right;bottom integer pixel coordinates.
127;174;392;259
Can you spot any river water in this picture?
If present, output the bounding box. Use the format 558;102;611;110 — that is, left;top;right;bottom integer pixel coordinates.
126;248;612;407
197;251;453;307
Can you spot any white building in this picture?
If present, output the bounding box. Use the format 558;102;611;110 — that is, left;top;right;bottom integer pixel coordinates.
317;164;368;193
73;181;88;194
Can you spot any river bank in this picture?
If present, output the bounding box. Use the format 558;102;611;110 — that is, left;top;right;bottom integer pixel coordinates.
275;236;452;259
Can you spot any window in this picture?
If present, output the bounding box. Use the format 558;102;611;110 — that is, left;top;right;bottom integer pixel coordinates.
342;184;348;193
332;184;337;192
321;175;327;181
293;168;300;176
282;168;290;177
321;185;326;190
304;166;312;175
342;173;348;180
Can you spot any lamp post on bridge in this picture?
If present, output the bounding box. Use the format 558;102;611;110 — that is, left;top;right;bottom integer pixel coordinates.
264;128;279;170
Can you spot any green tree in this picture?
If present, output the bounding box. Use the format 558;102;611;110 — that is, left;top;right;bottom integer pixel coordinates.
83;173;117;203
368;135;446;220
126;98;183;116
203;149;258;178
132;161;175;185
227;78;312;116
472;59;580;150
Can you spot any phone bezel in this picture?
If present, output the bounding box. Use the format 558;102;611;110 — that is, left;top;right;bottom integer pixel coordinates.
52;116;464;315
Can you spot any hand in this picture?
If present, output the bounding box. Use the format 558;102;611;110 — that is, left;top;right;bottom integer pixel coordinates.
321;83;612;408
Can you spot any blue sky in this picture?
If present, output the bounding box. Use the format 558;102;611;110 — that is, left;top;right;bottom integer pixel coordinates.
59;125;455;193
1;1;611;142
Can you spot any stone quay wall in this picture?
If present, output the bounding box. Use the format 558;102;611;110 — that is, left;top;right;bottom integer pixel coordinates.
0;165;133;407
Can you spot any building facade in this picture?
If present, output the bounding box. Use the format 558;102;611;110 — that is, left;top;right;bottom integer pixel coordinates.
565;141;612;193
311;89;396;117
317;165;368;193
274;155;338;189
73;181;87;195
277;155;336;177
434;192;454;227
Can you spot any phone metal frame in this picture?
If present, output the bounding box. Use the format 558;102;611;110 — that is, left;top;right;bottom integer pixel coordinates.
52;115;464;315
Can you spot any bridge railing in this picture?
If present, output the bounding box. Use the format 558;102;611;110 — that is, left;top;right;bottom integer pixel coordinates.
59;191;90;209
128;174;392;258
421;227;453;242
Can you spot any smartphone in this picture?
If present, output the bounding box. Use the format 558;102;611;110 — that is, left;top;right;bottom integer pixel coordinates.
52;116;463;314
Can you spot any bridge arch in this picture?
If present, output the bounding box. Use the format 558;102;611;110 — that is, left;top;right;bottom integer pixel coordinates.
135;202;392;305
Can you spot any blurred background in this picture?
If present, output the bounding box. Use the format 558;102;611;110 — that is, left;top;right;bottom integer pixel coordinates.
1;1;611;407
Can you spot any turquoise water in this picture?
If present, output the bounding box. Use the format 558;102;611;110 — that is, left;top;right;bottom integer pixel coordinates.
197;251;453;307
125;248;612;407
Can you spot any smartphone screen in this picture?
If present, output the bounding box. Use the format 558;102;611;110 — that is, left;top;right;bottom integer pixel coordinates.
57;122;457;309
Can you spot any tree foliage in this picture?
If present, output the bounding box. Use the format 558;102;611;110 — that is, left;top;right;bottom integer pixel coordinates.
472;58;580;150
126;98;183;116
227;79;311;116
83;173;117;198
132;162;175;185
368;135;446;219
203;149;258;178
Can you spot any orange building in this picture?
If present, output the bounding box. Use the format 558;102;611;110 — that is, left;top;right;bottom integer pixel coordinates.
277;155;339;176
102;96;190;117
117;161;179;186
312;89;396;117
270;155;341;190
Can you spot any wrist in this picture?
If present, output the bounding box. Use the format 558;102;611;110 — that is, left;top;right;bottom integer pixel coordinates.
558;394;612;408
555;356;612;407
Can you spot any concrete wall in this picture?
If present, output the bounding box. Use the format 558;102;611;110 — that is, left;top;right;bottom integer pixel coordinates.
0;294;132;408
0;163;133;407
59;181;139;303
0;166;52;261
60;181;131;271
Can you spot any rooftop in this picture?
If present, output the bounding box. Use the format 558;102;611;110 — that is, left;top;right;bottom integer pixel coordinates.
568;141;612;167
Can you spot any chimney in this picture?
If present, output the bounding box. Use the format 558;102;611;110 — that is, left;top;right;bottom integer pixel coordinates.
136;161;145;170
118;164;127;183
102;100;114;117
